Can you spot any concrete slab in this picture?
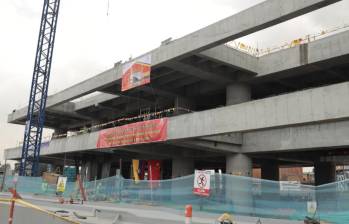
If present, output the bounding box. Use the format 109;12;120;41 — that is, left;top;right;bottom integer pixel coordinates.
5;81;349;159
7;0;342;125
257;29;349;78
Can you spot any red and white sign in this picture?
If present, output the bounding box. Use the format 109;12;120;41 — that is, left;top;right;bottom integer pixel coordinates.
121;54;151;91
193;170;211;197
97;118;168;148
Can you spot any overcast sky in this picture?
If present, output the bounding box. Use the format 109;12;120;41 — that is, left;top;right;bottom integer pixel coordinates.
0;0;348;162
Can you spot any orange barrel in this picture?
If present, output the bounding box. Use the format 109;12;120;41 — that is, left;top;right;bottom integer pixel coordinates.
185;205;192;224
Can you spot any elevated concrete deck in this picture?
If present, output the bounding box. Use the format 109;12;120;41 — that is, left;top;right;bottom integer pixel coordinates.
8;28;349;126
5;81;349;160
7;0;343;126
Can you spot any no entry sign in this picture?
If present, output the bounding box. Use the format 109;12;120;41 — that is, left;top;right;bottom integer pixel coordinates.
193;170;211;197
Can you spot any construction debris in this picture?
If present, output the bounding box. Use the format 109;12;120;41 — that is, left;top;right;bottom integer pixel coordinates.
216;213;235;224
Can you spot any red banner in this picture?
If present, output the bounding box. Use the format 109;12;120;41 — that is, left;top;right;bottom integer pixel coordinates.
121;54;151;91
97;118;168;148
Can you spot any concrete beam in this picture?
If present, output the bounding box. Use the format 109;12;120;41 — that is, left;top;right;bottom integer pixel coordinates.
242;120;349;153
170;139;240;153
257;30;349;79
136;85;180;98
9;93;118;123
199;45;258;73
152;0;341;66
168;81;349;139
153;72;187;87
200;133;242;145
165;61;233;84
165;76;199;90
74;93;118;111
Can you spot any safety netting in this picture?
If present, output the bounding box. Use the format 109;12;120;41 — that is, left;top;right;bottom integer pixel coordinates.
1;174;349;223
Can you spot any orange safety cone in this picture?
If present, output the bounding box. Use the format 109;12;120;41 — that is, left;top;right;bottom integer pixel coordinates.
185;205;192;224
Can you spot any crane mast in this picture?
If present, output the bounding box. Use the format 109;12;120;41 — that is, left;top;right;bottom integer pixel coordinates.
19;0;61;176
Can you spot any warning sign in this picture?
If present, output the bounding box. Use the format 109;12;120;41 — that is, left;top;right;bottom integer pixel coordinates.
307;201;317;214
193;170;211;197
56;176;67;193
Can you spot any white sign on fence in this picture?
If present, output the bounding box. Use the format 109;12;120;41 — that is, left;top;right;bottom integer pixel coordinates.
193;170;211;197
307;201;317;214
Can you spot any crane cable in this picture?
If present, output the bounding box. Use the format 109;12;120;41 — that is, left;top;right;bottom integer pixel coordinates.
107;0;110;16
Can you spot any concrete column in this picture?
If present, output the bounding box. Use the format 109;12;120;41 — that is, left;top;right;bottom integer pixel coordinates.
80;162;87;180
314;162;337;212
226;153;253;215
81;161;92;181
172;158;194;178
226;83;251;106
171;158;194;203
174;96;196;115
101;161;112;179
260;161;280;208
90;161;99;180
226;153;252;176
314;162;336;186
261;160;279;181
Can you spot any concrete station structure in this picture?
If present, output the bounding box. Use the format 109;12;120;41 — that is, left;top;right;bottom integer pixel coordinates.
5;0;349;185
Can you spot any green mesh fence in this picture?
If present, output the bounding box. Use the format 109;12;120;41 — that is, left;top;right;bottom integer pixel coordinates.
1;174;349;223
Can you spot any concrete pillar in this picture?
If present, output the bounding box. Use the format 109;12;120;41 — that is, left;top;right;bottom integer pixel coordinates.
226;153;253;215
226;153;252;176
90;161;99;180
261;160;279;181
226;83;251;106
171;158;194;203
172;158;194;178
174;96;196;115
101;161;112;179
314;162;336;186
81;161;92;181
80;162;87;180
314;162;337;212
260;161;280;208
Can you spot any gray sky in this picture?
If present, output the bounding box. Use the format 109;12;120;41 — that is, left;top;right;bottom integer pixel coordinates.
0;0;348;162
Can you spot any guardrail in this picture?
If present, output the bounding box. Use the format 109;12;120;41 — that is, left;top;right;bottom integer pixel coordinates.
226;24;349;57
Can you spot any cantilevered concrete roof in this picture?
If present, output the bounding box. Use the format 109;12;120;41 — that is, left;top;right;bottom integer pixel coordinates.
8;0;342;129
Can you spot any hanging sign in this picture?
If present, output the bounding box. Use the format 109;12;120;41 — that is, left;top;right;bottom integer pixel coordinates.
56;176;67;193
193;170;211;197
97;118;168;148
121;54;151;91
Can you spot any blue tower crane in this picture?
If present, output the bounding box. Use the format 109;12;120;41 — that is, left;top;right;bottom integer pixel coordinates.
19;0;61;176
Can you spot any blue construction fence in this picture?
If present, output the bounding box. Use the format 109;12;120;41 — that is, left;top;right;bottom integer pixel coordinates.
1;174;349;223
